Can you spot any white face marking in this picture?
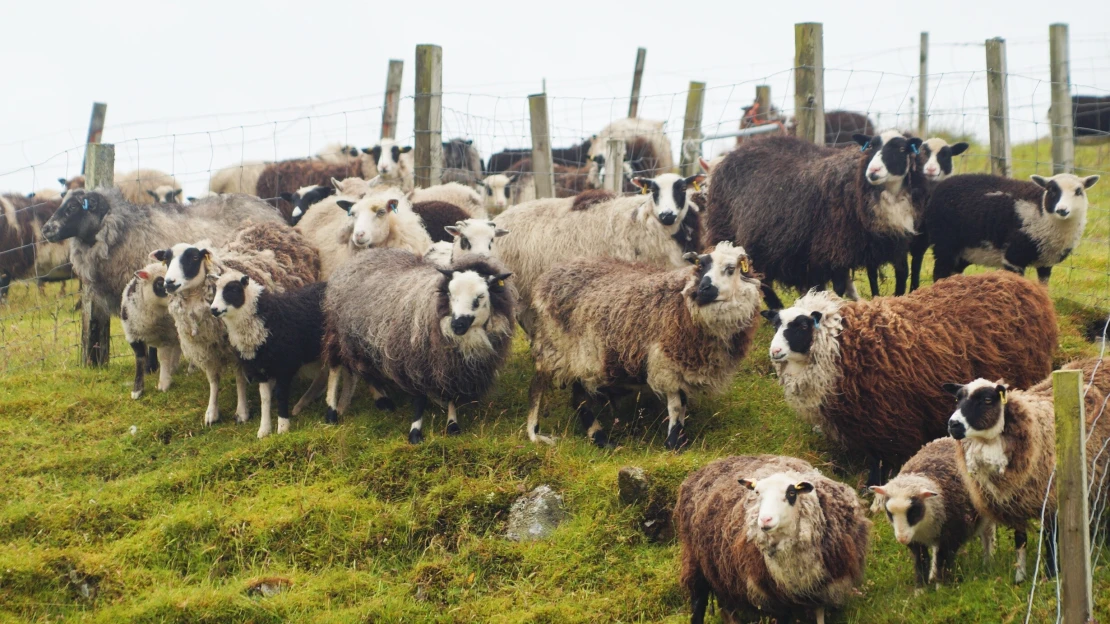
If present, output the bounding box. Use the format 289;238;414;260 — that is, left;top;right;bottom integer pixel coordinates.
748;473;806;534
951;378;1006;440
374;139;409;176
696;243;757;305
920;138;948;180
162;242;210;293
448;219;507;259
349;194;405;248
865;148;891;186
482;174;511;209
446;271;492;334
1041;174;1097;220
768;305;815;364
638;173;692;227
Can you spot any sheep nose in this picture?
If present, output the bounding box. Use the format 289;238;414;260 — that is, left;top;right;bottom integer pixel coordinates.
760;517;774;531
771;346;783;357
658;212;677;226
948;419;966;440
210;307;224;318
1056;208;1070;217
451;315;475;335
164;280;179;293
868;171;881;181
897;534;911;545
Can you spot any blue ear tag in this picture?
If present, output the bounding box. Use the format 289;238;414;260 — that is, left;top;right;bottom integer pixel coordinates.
391;205;398;213
860;141;870;152
911;143;919;155
82;198;89;211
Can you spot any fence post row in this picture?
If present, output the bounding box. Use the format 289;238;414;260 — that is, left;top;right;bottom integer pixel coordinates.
81;143;114;367
794;22;825;145
1049;23;1075;175
680;81;706;177
918;32;929;137
381;60;404;141
604;138;626;194
1052;369;1093;623
985;37;1012;177
414;44;443;190
628;47;647;119
528;93;556;199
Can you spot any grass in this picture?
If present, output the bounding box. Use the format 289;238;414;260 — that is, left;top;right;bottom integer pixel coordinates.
2;138;1110;623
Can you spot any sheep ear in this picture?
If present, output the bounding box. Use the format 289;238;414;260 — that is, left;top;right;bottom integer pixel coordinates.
135;270;150;281
760;309;780;325
868;485;888;497
996;385;1008;405
361;148;372;155
437;268;455;279
150;249;168;263
919;490;938;500
171;189;182;200
400;146;413;154
852;134;872;148
738;478;756;490
336;200;355;213
280;192;294;202
950;142;969;156
386;199;399;213
331;177;343;191
699;157;711;173
593;154;605;166
810;311;822;326
240;275;250;287
684;173;706;192
941;383;964;397
1084;174;1100;189
683;252;700;265
444;225;461;238
905;137;923;153
793;481;814;494
146;190;159;200
1030;175;1049;189
630;176;650;191
494;227;510;237
58;177;67;187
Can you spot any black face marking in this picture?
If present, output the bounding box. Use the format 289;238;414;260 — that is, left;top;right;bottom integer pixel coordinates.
949;384;1006;434
878;136;916;177
1043;181;1063;214
178;248;207;280
152;277;167;298
782;313;819;355
371;146;382;163
503;185;511;198
670;178;686;211
460;236;471;250
221;281;246;309
785;485;799;506
906;498;926;527
390;145;401;163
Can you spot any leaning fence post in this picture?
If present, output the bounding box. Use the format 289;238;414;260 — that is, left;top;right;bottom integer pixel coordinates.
81;143;114;367
628;47;647;119
794;22;825;145
604;138;626;194
680;81;706;177
1049;24;1075;175
985;37;1012;177
528;93;555;199
918;32;929;137
414;44;443;189
1054;369;1093;623
381;59;404;140
80;102;107;177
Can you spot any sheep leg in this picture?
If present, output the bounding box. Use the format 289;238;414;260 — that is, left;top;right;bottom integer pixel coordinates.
893;255;908;296
1014;526;1028;583
689;573;711;624
409;395;427;444
573;382;607;447
325;367;342;424
1042;515;1058;579
157;346;181;392
932;249;957;282
368;382;394;412
866;264;881;298
831;269;853;299
292;367;328;416
664;390;689;451
909;235;929;292
204;367;221;426
1036;266;1052;285
446;401;461;435
526;371;556;445
275;377;292;434
234;366;251;423
866;456;883;487
147;346;160;374
815;607;825;624
339;369;360;413
257;380;274;439
129;341;147;400
980;522;996;565
909;543;930;587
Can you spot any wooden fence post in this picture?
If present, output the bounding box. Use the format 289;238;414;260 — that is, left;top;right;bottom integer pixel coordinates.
794;23;825;145
755;85;772;123
680;81;706;177
628;47;647;119
918;32;929;137
529;93;555;199
1053;369;1093;623
381;59;403;140
604;138;626;194
985;37;1012;177
81;143;114;367
414;44;443;189
1049;24;1075;175
80;102;107;177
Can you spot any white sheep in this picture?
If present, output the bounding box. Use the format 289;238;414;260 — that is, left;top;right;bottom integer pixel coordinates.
408;182;487;219
363;139;414;192
424;219;508;267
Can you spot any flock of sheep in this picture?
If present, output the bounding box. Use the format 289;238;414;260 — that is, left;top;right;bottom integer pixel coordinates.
2;108;1109;622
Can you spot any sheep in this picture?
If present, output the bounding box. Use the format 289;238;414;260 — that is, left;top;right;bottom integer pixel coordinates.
676;454;870;624
336;189;432;256
113;169;182;205
440;138;484;187
923;172;1100;285
424;219;508;267
492;172;705;334
256;158;368;222
495;157;600;199
209;161;268;195
0;191;71;301
120;262;182;399
155;221;319;426
526;242;762;448
1073;94;1110;137
588;118;674;175
408;182;487;218
280;184;336;225
146;185;183;204
475;173;516;215
706;132;923;309
58;176;85;194
362;139;414;192
945;357;1110;583
321;250;515;443
486;136;593;173
763;270;1056;486
824;110;876;146
870;437;995;587
412;201;475;243
211;277;330;438
315;143;362;164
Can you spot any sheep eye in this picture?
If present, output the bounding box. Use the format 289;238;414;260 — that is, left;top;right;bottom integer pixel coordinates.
725;266;735;276
460;237;471;250
376;209;386;217
1076;188;1083;196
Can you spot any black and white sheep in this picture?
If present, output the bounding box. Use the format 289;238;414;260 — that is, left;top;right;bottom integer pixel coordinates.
121;262;182;399
321;250;515;443
440;138;485;187
923;172;1100;284
676;454;871;624
256;158;370;223
424;219;508;267
145;186;184;204
411;201;473;243
362;139;414;192
281;184;336;226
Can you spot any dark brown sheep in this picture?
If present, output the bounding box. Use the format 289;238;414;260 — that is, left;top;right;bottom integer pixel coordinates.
0;192;69;299
255;159;366;222
411;201;472;243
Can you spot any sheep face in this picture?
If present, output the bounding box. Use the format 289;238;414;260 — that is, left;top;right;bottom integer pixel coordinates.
438;269;512;348
155;242;213;294
480;174;513;210
210;274;258;319
853;134;923;189
129;265;171;309
343;194;405;249
739;473;816;538
763;306;824;364
364;140;412;178
870;482;937;546
919;138;968;182
944;378;1008;442
444;220;508;259
146;186;183;204
630;173;705;227
282;184;336;224
41;189;108;243
1031;173;1100;220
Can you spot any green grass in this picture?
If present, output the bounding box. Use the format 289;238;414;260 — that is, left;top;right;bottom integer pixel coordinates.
2;139;1110;623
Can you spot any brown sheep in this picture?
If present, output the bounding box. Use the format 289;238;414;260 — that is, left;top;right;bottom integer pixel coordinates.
255;158;370;222
0;192;70;300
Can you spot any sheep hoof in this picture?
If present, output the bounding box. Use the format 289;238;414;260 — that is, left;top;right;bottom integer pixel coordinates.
1014;569;1026;584
204;409;219;426
157;382;171;392
375;397;396;412
325;408;339;425
665;424;689;451
277;418;291;434
257;426;271;439
131;389;143;400
146;362;159;375
530;433;558;445
446;422;461;436
408;429;424;445
236;410;251;424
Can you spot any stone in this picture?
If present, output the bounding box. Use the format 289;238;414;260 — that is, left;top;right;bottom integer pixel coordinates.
505;485;567;542
617;466;649;505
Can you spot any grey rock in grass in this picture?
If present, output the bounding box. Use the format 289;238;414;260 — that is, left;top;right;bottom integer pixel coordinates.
505;485;567;542
617;466;649;505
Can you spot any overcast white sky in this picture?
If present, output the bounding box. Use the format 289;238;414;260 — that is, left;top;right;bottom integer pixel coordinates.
2;0;1108;196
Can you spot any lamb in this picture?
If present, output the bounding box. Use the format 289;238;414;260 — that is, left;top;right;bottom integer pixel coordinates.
871;437;995;587
0;191;71;300
146;185;183;204
706;132;923;309
362;139;414;192
255;158;368;222
526;242;762;448
155;221;319;426
408;182;487;218
120;262;182;399
424;219;508;267
492;172;704;333
486;136;593;173
322;250;515;443
945;357;1110;582
476;173;530;215
923;173;1100;285
208;161;268;195
114;169;182;205
211;277;330;438
764;271;1056;486
676;454;870;624
588;118;674;175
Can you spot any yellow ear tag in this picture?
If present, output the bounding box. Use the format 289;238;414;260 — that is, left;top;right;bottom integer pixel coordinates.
497;280;505;287
1000;391;1007;406
740;258;750;273
692;181;702;192
640;186;649;195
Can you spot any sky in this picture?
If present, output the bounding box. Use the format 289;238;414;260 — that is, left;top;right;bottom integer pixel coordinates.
2;0;1108;197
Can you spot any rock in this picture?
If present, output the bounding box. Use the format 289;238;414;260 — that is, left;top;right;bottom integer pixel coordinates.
617;466;649;505
246;576;293;598
505;485;567;542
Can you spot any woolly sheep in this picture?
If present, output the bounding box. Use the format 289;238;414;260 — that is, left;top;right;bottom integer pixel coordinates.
120;262;182;399
208;161;268;195
526;242;762;448
440;138;484;187
363;139;414;192
408;182;487;219
424;219;508;267
280;184;336;225
146;185;183;204
336;189;432;256
256;158;369;223
487;136;593;173
315;143;362;164
763;271;1056;486
676;454;870;624
321;250;515;443
588;118;674;175
111;169;181;205
0;191;71;300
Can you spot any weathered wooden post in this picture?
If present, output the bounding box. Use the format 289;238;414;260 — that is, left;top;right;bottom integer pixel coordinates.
529;93;555;199
604;138;626;194
918;32;929;137
985;37;1012;177
414;44;443;189
628;47;647;119
81;143;114;367
755;85;772;123
381;59;403;140
80;102;107;179
680;81;706;177
1053;369;1093;623
1049;24;1075;175
794;23;825;145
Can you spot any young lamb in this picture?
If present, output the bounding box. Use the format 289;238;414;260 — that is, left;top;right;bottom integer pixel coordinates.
211;276;330;438
476;173;523;215
256;158;369;223
362;139;414;192
114;169;182;205
154;221;320;426
588;118;675;175
208;161;268;195
492;172;704;334
527;242;762;448
676;454;870;624
945;357;1110;583
424;219;508;267
764;270;1056;486
487;136;593;173
121;262;182;399
924;173;1100;284
871;437;995;587
412;201;473;243
0;191;71;300
322;250;515;443
708;132;923;309
408;182;487;219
